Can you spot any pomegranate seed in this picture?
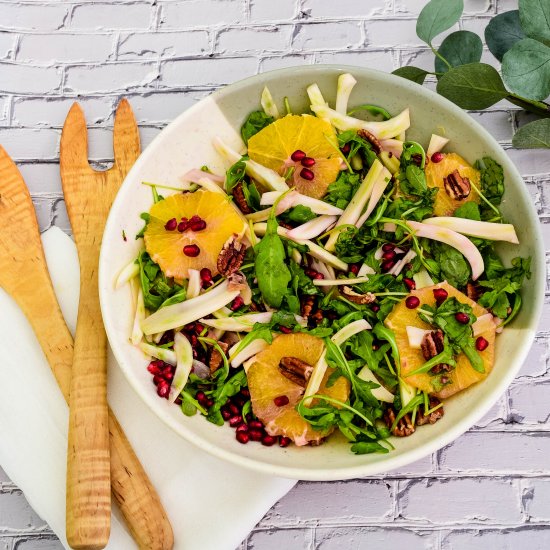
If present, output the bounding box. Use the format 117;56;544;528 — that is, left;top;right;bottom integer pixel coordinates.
183;244;200;257
177;220;188;232
476;336;489;351
371;304;380;313
341;143;351;154
279;326;292;334
380;259;394;272
200;267;212;282
274;395;289;407
382;243;395;252
405;296;420;309
301;156;316;167
236;423;249;433
382;250;396;261
240;388;251;398
405;262;413;271
164;218;177;231
262;435;277;446
153;375;163;386
433;288;448;305
147;363;162;376
196;390;207;403
189;218;206;232
249;428;263;441
229;415;243;427
279;436;291;448
300;168;315;181
157;382;170;399
236;431;249;444
403;277;416;291
221;408;232;420
431;152;445;163
249;420;263;429
230;296;244;311
184;322;196;332
291;149;306;161
229;403;240;416
205;398;214;408
195;323;205;335
350;264;359;275
175;396;183;405
455;312;470;324
233;395;246;408
163;371;174;382
305;268;323;279
189;334;198;347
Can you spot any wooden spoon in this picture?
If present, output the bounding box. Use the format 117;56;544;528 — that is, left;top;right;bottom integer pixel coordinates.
0;144;173;549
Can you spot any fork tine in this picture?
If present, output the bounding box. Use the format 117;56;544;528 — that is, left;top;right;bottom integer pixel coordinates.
60;103;95;177
112;99;140;177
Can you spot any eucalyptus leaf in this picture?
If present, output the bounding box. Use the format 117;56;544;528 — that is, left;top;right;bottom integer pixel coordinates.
435;30;483;75
512;119;550;148
485;10;525;62
519;0;550;46
416;0;463;45
392;66;429;84
502;38;550;101
436;63;508;109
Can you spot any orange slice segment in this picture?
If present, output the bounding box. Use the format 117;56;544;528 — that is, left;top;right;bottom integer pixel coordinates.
385;281;495;399
144;190;246;279
247;333;350;445
426;153;481;216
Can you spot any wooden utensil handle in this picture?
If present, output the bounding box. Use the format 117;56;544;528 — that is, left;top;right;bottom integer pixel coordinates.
66;261;111;549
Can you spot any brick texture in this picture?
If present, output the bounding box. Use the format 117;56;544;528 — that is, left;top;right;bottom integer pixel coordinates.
0;1;549;549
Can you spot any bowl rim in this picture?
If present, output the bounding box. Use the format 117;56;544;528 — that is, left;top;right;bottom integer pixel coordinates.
99;64;545;481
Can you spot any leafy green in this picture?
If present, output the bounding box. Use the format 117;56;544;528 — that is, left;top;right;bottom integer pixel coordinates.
350;441;390;455
347;104;392;120
435;31;483;75
254;208;292;308
436;63;509;109
392;66;429;84
454;201;481;220
241;111;273;145
225;158;247;193
337;130;378;169
502;38;550;101
485;10;525;62
519;0;550;46
513;118;550;149
207;370;248;425
474;157;505;207
416;0;464;45
135;212;150;239
281;205;317;224
431;241;471;288
325;170;362;210
242;180;261;210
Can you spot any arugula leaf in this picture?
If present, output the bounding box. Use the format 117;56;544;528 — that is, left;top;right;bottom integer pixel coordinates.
135;212;150;239
431;241;471;288
485;10;525;62
416;0;464;45
474;157;504;207
519;0;550;46
336;131;378;169
513;119;550;149
403;165;428;195
502;38;550;101
281;205;317;224
351;441;390;455
254;208;292;308
225;158;247;193
207;370;248;425
242;180;261;210
454;201;481;220
392;66;429;84
435;31;483;75
241;111;273;145
325;171;362;210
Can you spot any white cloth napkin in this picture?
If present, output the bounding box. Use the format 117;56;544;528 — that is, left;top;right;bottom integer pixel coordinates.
0;227;296;550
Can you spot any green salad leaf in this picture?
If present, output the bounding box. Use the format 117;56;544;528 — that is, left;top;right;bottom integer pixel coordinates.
241;111;273;145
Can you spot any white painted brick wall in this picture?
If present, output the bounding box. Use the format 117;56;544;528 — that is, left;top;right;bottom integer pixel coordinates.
0;1;549;549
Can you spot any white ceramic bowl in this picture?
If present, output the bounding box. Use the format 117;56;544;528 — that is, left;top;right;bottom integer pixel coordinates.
99;66;544;480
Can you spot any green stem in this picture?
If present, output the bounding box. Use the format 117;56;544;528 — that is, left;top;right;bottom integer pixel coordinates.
507;94;550;118
430;44;452;70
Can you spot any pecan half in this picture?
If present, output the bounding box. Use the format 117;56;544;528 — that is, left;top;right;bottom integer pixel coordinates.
384;407;415;437
300;295;315;319
466;282;482;302
279;357;314;387
341;286;376;305
208;340;229;373
217;234;246;277
310;309;324;325
357;129;382;154
232;181;252;214
443;169;471;200
421;330;452;374
416;396;445;425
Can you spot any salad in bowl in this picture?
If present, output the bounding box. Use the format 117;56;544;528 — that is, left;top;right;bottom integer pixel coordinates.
112;72;532;458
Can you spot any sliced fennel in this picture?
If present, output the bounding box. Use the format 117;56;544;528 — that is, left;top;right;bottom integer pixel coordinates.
413;269;435;289
312;276;371;286
355;163;392;228
131;285;146;345
426;133;449;157
139;342;177;366
336;73;357;114
170;332;194;402
286;215;337;240
261;86;280;119
406;326;431;349
229;338;269;368
422;217;519;244
115;258;139;289
186;269;202;299
399;378;417;408
306;83;328;110
358;263;376;277
260;191;343;215
379;151;400;175
357;366;395;403
200;312;275;332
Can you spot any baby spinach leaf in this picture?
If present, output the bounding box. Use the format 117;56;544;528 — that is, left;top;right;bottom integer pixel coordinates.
437;63;509;109
431;241;471;288
512;119;550;149
351;441;389;455
502;38;550;101
435;31;483;75
416;0;464;45
281;205;316;224
254;210;292;308
392;66;429;84
519;0;550;46
403;165;428;195
485;10;525;62
454;201;481;220
240;111;273;145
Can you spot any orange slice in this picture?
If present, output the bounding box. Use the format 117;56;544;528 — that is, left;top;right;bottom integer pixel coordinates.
144;190;246;279
247;114;341;198
385;281;495;399
247;333;350;446
426;153;481;216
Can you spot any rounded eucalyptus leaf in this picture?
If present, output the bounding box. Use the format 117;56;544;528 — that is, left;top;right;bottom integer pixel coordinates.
436;63;509;109
519;0;550;46
512;119;550;149
416;0;464;45
502;38;550;101
485;10;525;62
435;31;483;75
392;66;429;85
